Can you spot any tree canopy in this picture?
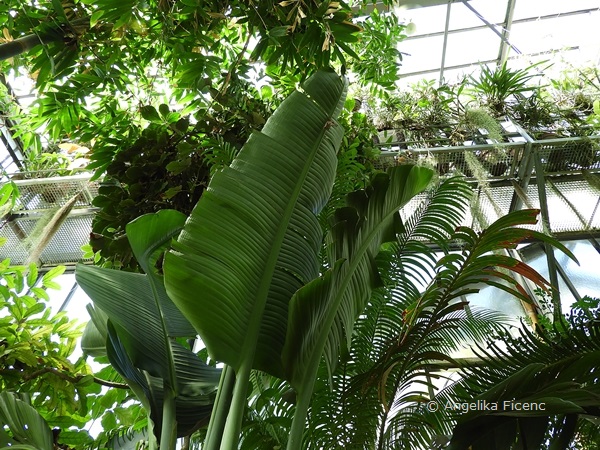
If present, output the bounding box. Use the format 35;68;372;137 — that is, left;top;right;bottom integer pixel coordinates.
1;0;405;156
2;2;600;450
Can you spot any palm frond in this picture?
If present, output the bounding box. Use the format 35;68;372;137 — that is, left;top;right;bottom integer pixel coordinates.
303;176;477;449
337;209;574;449
442;311;600;450
239;372;294;449
308;361;382;450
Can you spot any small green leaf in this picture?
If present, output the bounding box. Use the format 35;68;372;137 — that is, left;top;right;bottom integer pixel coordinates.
162;186;183;200
261;85;273;99
269;26;290;37
23;303;45;319
43;281;61;290
140;105;161;122
165;159;191;175
75;374;95;387
175;117;189;132
31;287;49;301
0;184;14;207
4;274;14;289
159;104;170;118
90;10;104;27
42;266;66;283
27;264;38;288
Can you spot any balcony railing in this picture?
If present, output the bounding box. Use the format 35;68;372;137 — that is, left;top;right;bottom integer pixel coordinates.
0;171;99;267
375;122;600;238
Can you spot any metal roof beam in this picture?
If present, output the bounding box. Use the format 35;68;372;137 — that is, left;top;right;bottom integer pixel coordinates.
439;1;452;84
459;0;521;56
497;0;518;65
404;8;599;41
399;46;579;79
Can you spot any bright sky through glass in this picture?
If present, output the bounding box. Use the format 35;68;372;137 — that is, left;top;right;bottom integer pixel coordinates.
395;0;600;86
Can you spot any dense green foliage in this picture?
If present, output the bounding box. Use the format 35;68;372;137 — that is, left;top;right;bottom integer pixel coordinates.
0;241;144;448
444;296;600;450
1;0;406;162
2;2;600;449
2;0;404;270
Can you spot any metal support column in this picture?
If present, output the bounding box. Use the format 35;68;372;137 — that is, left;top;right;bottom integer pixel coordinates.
0;74;25;171
533;151;562;322
509;121;536;213
59;281;80;312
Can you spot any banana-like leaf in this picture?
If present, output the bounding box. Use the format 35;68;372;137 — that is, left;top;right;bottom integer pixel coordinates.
80;303;109;357
76;209;196;384
76;209;221;439
282;165;434;389
0;391;53;450
163;71;348;377
106;322;218;438
77;264;183;382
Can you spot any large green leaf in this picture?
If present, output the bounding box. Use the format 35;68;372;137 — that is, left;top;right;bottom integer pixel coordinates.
76;209;221;442
282;165;434;390
76;210;196;383
163;70;348;377
105;322;218;438
77;264;183;381
80;303;109;357
0;391;53;450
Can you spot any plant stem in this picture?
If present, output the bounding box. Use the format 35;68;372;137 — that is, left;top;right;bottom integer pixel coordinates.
204;365;235;450
159;386;177;450
286;387;312;450
219;362;251;450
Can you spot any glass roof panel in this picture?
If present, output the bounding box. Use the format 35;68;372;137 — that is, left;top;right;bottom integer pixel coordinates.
396;0;600;85
447;1;508;29
399;35;445;74
443;29;501;67
511;0;600;20
398;3;449;36
509;14;600;57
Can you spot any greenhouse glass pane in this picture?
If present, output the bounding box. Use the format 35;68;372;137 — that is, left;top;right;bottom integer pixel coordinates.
512;0;600;21
520;241;600;311
399;35;445;74
556;241;600;304
448;0;509;30
396;3;449;36
509;15;600;57
444;29;501;68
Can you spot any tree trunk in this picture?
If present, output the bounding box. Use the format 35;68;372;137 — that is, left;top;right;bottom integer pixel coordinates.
0;18;90;61
0;33;62;61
